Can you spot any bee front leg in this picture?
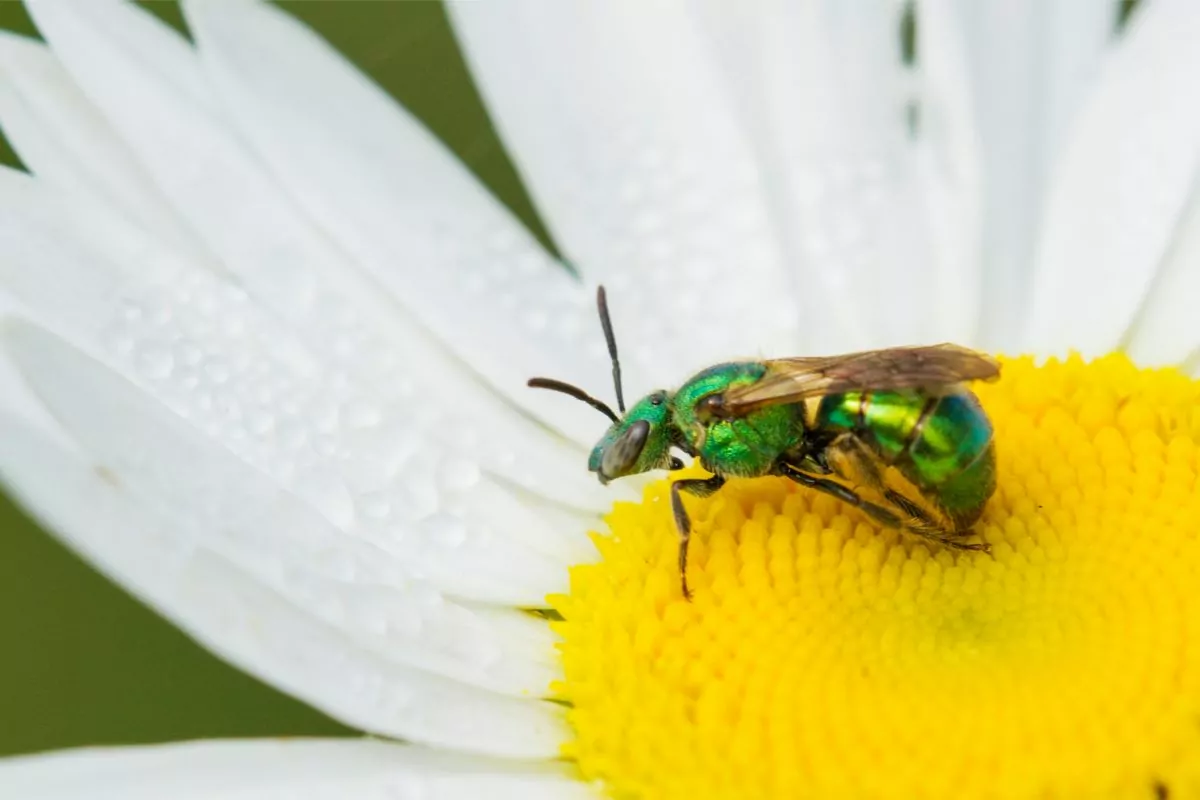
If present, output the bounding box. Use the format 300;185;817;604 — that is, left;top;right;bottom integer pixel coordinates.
670;475;726;601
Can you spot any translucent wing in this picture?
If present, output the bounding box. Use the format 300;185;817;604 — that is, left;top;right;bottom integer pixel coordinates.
720;344;999;417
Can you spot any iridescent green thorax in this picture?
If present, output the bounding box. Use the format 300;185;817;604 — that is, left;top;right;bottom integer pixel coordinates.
815;388;995;524
673;362;807;478
588;391;674;482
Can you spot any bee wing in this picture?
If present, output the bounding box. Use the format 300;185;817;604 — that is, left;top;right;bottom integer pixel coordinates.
721;344;1000;416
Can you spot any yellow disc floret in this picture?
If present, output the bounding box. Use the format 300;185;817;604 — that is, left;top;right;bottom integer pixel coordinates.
551;354;1200;799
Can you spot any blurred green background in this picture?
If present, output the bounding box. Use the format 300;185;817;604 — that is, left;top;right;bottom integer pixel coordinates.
0;1;544;757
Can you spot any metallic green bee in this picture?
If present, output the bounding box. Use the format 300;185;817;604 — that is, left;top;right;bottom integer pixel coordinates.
531;288;1000;599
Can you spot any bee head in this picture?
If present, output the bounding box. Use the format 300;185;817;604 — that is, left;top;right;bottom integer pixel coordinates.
528;285;678;486
587;391;674;484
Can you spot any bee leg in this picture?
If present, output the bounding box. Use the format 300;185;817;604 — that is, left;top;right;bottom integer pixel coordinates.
780;461;991;551
820;435;992;554
670;475;726;601
881;490;990;553
775;462;904;529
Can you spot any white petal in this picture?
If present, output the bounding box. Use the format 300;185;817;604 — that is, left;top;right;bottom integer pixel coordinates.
692;1;958;347
0;169;597;603
0;28;611;514
0;739;591;799
2;318;562;696
942;0;1115;350
0;291;74;443
912;0;985;345
0;413;568;757
1027;0;1200;358
181;0;628;436
23;0;606;446
0;274;576;607
0;31;198;250
1124;183;1200;368
450;0;804;368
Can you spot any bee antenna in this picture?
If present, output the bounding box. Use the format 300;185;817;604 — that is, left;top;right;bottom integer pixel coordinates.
527;377;620;424
596;285;626;413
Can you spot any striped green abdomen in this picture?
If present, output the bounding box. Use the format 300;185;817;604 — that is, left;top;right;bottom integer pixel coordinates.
815;389;995;526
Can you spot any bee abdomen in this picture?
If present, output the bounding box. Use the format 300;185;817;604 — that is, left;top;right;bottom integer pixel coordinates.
816;389;993;486
905;392;993;485
816;390;928;465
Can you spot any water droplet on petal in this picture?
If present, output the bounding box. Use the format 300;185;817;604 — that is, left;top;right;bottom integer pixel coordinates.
440;458;481;491
421;513;467;548
343;399;382;429
357;492;391;521
136;345;174;380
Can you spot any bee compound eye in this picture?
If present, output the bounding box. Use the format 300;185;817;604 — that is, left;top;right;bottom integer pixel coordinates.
601;419;651;479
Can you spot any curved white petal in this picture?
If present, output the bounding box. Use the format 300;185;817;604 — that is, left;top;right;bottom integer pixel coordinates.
0;739;591;799
22;0;607;446
692;1;970;347
0;31;198;251
3;317;563;697
1124;183;1200;368
0;30;613;514
0;168;597;603
0;271;576;606
450;0;806;367
0;411;567;757
1027;0;1200;358
180;0;628;438
911;0;984;347
939;0;1114;350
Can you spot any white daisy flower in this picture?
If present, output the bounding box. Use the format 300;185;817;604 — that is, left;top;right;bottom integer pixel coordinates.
1;0;1200;798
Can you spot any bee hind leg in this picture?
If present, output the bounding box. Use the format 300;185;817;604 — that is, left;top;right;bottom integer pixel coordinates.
775;462;905;528
670;475;726;601
822;434;991;554
776;461;990;554
882;489;990;553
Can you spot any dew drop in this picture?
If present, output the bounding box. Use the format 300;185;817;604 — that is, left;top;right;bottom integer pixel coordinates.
523;309;549;331
247;410;275;436
462;272;487;294
136;345;174;380
277;420;309;452
120;301;144;323
440;458;482;491
292;468;356;529
222;316;246;337
176;341;204;367
149;304;173;326
313;434;340;458
101;329;136;357
204;357;232;385
422;513;468;548
512;252;542;278
400;476;439;520
357;492;392;521
343;399;382;429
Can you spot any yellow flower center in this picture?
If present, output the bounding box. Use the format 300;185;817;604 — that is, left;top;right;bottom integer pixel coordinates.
551;354;1200;799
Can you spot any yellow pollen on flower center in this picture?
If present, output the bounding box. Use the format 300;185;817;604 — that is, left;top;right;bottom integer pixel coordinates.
550;354;1200;800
